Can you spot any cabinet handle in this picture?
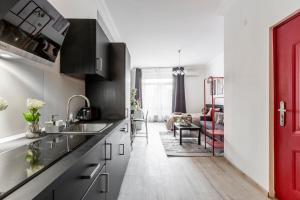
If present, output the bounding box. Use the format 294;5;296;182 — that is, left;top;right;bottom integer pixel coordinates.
96;57;103;72
119;144;125;155
120;124;128;133
100;173;109;193
80;163;102;179
105;143;112;160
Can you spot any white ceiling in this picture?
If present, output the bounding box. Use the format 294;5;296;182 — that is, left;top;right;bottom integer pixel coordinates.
105;0;224;68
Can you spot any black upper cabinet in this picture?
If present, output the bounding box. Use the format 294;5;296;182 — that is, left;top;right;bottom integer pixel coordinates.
86;43;131;120
60;19;109;79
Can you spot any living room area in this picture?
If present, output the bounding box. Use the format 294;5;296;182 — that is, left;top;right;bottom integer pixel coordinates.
130;52;225;157
125;53;267;199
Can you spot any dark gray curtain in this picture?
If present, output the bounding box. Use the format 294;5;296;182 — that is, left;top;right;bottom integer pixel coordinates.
135;68;142;108
172;68;186;113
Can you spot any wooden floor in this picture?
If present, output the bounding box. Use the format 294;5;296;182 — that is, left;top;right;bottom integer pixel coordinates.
118;123;269;200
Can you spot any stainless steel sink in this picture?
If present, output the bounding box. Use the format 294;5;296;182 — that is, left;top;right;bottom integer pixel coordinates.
60;123;113;135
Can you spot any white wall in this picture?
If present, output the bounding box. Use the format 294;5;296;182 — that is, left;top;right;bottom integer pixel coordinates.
0;55;85;139
205;53;224;105
206;53;224;77
185;67;208;113
224;0;300;191
184;54;224;113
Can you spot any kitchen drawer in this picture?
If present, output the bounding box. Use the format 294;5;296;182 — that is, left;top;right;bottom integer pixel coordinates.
81;165;107;200
53;139;106;200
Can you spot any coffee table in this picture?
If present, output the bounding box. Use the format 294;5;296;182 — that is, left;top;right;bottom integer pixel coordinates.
173;123;201;145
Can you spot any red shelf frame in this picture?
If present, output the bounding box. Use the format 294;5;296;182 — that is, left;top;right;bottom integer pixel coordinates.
203;76;224;156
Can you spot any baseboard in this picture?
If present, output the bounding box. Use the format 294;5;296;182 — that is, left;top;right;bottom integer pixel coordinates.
223;157;271;198
267;193;278;200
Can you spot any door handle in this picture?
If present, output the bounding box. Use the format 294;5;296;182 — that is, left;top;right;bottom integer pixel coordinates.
278;100;287;127
105;143;112;160
100;173;109;193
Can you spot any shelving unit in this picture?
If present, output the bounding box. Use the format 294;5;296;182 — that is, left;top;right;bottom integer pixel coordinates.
203;76;224;156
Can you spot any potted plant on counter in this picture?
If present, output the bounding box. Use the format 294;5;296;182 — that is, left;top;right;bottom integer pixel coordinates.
23;98;45;138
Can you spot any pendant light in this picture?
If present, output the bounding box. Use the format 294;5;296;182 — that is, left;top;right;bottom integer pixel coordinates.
173;49;185;76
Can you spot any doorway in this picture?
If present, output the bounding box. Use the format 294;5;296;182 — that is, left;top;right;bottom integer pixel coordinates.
273;12;300;200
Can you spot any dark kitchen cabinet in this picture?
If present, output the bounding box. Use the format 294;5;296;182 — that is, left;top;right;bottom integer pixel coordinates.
105;121;130;200
81;165;107;200
60;19;109;79
24;121;130;200
53;138;106;200
86;43;131;120
33;188;53;200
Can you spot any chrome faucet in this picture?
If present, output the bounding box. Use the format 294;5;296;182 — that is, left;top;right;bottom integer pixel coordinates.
66;95;91;127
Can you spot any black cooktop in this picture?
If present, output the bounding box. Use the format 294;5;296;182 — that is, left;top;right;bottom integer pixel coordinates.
0;134;88;199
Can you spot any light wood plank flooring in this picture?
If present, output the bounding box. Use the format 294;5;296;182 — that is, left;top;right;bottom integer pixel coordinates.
118;123;269;200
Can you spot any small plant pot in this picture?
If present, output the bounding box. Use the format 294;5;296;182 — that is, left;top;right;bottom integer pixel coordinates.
25;122;41;139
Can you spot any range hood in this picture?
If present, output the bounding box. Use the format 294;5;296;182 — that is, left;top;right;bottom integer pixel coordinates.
0;0;70;63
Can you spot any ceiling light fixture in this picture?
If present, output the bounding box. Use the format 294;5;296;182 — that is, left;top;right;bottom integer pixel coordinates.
173;49;185;76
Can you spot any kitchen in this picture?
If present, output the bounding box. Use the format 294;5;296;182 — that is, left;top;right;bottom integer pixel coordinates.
0;0;130;200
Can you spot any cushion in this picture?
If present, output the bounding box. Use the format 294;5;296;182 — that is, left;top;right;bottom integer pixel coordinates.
209;108;221;119
206;108;212;118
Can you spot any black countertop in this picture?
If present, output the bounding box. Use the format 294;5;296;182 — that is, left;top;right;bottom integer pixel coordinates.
2;119;125;200
0;134;88;199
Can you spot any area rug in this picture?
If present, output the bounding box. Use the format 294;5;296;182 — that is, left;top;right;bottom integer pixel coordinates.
159;131;213;157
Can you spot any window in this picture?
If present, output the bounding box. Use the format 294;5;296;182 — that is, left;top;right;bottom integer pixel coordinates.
142;68;172;122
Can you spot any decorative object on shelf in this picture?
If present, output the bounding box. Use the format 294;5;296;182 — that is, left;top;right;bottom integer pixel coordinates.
23;98;45;138
25;142;44;177
0;97;8;111
172;49;185;76
208;76;224;95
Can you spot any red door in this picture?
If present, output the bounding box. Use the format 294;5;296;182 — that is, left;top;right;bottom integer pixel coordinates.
274;13;300;200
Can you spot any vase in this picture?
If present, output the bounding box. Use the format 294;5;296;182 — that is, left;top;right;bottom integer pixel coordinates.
25;122;41;138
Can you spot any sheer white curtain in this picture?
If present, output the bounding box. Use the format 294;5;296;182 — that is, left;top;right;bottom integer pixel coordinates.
142;68;172;122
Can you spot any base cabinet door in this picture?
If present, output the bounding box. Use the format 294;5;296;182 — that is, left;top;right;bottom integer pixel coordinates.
81;166;108;200
119;124;131;181
105;130;122;200
105;122;131;200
